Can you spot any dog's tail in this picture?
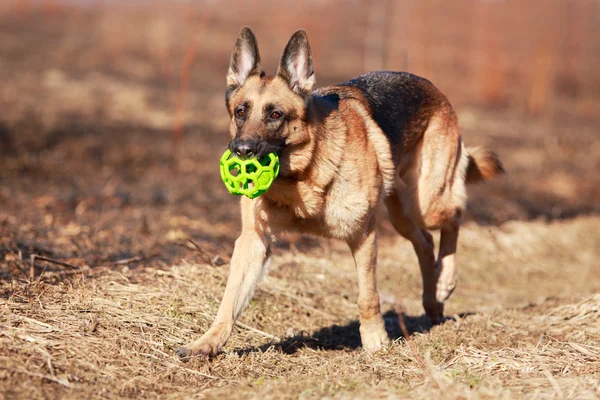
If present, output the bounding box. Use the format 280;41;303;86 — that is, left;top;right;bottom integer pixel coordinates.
465;146;504;184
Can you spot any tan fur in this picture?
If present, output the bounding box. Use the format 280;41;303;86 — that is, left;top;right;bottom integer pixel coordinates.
177;28;503;360
397;109;467;230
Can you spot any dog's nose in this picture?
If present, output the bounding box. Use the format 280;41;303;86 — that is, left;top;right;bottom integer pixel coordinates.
230;140;259;158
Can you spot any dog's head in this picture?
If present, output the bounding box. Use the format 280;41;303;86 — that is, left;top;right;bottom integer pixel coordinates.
225;27;315;160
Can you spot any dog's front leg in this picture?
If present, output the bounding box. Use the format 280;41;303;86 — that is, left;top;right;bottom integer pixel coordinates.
177;200;270;360
348;221;390;352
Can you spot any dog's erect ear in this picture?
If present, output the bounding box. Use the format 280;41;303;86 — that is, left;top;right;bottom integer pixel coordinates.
277;30;315;96
227;27;262;89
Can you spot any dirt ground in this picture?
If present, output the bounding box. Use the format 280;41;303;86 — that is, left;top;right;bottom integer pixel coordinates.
1;5;600;400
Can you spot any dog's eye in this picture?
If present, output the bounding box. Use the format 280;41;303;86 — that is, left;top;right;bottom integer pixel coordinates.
270;111;282;119
236;108;245;118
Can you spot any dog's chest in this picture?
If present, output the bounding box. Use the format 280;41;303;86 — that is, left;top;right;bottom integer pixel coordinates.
319;176;371;239
261;194;367;238
261;151;384;240
260;178;371;240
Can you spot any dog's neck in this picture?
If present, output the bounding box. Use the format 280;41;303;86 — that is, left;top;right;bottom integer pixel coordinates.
262;95;346;218
281;95;345;181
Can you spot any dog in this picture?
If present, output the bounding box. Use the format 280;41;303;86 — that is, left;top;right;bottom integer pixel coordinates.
177;27;503;360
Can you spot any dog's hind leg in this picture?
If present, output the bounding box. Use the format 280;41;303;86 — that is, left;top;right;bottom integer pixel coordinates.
348;218;390;351
384;191;443;322
436;219;459;303
396;108;468;317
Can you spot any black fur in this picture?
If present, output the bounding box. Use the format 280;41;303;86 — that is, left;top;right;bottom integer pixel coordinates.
315;71;450;161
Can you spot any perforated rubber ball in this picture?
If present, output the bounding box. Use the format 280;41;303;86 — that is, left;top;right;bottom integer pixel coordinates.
219;149;280;199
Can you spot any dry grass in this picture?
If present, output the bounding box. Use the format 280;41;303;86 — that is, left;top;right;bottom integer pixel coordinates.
2;217;600;399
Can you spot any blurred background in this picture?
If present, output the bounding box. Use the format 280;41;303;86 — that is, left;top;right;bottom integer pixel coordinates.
0;0;599;270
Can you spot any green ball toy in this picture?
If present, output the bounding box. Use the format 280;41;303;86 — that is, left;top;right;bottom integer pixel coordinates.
219;149;280;199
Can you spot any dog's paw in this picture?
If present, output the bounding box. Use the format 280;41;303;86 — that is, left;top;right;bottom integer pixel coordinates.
436;278;457;303
176;342;220;362
360;319;390;352
435;260;457;303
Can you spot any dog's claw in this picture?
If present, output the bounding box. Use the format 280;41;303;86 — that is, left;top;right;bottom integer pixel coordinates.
176;342;220;362
176;346;194;362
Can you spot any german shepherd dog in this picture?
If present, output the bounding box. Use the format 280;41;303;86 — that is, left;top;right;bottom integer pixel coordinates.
177;27;503;360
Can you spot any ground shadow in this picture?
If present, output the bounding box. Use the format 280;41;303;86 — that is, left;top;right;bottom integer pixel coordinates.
235;310;476;356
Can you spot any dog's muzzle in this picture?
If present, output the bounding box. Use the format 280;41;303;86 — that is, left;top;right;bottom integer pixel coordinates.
228;139;284;159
